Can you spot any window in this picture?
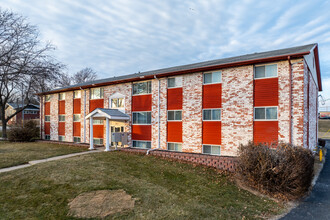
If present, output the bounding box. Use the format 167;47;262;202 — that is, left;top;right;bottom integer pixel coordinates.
59;93;65;100
133;112;151;124
168;77;182;88
45;116;50;122
91;88;104;99
59;115;65;122
92;119;103;125
254;64;277;79
203;109;221;121
167;143;182;152
203;71;221;84
45;135;50;140
203;145;221;155
45;95;51;102
74;90;81;99
254;107;278;120
73;114;80;122
74;137;81;143
111;98;124;108
133;140;151;149
133;81;152;95
58;136;65;141
167;110;182;121
93;138;103;145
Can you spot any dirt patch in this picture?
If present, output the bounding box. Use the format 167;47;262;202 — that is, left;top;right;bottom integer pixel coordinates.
68;189;136;218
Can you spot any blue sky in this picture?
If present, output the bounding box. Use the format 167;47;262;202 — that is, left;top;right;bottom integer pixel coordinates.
2;0;330;104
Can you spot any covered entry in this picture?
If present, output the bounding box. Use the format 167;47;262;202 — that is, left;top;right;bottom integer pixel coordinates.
85;108;130;151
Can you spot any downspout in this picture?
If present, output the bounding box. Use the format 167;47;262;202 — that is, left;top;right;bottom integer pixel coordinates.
288;56;293;145
147;75;161;155
80;87;86;143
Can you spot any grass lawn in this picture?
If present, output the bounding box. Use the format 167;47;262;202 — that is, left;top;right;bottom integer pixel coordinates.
0;151;284;219
0;141;87;168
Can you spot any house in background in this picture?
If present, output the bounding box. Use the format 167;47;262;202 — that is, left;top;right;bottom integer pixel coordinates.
6;103;40;125
38;43;321;156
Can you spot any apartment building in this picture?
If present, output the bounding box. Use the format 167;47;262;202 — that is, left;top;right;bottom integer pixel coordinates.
39;43;321;156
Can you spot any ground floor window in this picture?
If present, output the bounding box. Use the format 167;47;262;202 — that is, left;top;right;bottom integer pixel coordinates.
132;140;151;149
74;137;81;143
167;142;182;152
93;138;103;145
45;135;50;140
203;145;221;155
58;136;65;142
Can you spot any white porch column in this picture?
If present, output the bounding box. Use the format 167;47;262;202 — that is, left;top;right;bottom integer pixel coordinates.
89;117;94;150
105;117;110;151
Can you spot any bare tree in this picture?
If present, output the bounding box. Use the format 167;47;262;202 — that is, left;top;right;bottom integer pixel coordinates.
0;9;63;138
72;67;97;84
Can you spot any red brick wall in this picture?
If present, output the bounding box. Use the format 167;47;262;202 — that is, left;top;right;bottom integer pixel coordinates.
45;102;50;115
73;99;81;114
132;95;152;111
254;121;278;144
45;122;50;135
254;78;278;106
59;100;65;114
167;88;182;110
58;122;65;136
132;125;152;141
93;124;104;138
73;122;81;137
203;84;222;108
89;99;104;112
203;121;221;145
167;121;182;142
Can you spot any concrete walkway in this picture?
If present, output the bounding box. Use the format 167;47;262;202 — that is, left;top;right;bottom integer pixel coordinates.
0;147;105;174
281;141;330;220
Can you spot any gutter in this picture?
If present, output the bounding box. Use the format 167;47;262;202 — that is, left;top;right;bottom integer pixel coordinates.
147;75;161;155
80;87;87;143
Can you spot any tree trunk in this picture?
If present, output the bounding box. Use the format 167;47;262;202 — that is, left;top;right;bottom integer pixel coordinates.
1;107;7;139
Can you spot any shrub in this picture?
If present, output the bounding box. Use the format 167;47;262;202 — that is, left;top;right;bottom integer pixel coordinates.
8;120;40;142
237;142;314;200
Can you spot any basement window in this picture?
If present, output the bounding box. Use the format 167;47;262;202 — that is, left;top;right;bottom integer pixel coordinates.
93;138;103;145
254;64;277;79
167;142;182;152
74;137;81;143
133;140;151;149
58;136;65;141
168;77;182;88
133;112;151;124
203;71;221;84
254;107;278;120
167;110;182;121
132;81;152;95
203;145;221;155
203;109;221;121
45;135;50;140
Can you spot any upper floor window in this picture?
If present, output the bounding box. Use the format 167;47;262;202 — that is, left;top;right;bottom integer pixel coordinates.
254;107;277;120
73;114;80;122
167;110;182;121
203;71;221;84
111;98;124;109
59;93;65;100
45;115;50;122
91;88;104;99
168;77;182;88
74;90;81;99
45;95;51;102
133;112;151;124
254;64;277;79
203;109;221;121
133;81;152;95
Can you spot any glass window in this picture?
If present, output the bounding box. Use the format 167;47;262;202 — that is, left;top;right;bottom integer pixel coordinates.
59;115;65;122
266;107;277;120
254;108;265;119
167;143;182;152
45;115;50;122
91;88;104;99
45;95;51;102
93;138;103;145
133;81;152;95
168;77;182;88
58;136;65;141
74;91;81;99
203;71;222;84
92;119;103;125
45;135;50;140
73;114;80;122
111;98;124;108
254;64;277;79
203;109;221;120
74;137;81;143
59;93;65;100
133;140;151;149
254;107;277;120
203;145;221;155
168;110;182;121
133;112;151;124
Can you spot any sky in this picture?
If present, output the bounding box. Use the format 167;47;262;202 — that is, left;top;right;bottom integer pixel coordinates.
2;0;330;105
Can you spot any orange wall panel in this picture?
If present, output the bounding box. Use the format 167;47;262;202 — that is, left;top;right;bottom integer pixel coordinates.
73;122;81;137
203;121;221;145
132;95;152;111
58;122;65;136
59;100;65;114
73;99;81;114
254;78;278;106
253;121;278;145
45;102;50;115
93;125;104;138
132;125;151;141
167;121;182;142
44;122;50;135
89;99;104;112
203;84;222;108
167;88;183;110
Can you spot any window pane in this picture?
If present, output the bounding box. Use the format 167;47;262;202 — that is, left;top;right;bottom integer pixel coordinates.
168;78;176;88
204;73;212;84
111;98;118;108
212;146;221;155
266;107;277;119
176;77;182;87
133;113;138;124
255;66;265;78
175;143;182;152
73;114;80;122
146;112;151;124
203;145;211;154
212;109;221;120
175;111;182;120
168;143;175;151
265;64;277;77
133;82;151;95
168;111;175;120
213;71;221;83
147;81;152;93
255;108;265;119
203;110;211;120
118;98;124;107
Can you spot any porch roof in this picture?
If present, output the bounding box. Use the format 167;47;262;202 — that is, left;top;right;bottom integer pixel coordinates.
85;108;130;120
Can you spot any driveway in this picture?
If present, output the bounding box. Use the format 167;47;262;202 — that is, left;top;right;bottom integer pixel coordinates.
281;141;330;220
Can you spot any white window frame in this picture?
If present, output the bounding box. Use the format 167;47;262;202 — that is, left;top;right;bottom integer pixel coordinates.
167;110;182;121
202;145;221;155
58;136;65;141
92;119;103;125
167;142;182;152
132;111;152;125
93;138;104;145
254;106;278;121
132;80;152;96
167;76;182;88
111;98;125;109
254;63;278;80
90;88;104;100
203;108;221;121
203;71;222;85
132;140;152;149
73;90;81;99
59;115;65;122
59;93;65;100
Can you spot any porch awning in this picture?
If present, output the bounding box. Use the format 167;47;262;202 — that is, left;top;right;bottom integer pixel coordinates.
85;108;130;120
